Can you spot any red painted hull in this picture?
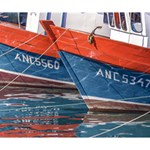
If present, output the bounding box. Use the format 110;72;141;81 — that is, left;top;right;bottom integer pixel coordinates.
46;21;150;74
0;122;79;137
43;21;150;112
0;23;59;58
0;22;75;89
0;70;75;89
84;99;150;113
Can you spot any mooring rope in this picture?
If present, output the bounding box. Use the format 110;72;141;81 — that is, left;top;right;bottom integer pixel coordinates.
89;110;150;138
60;29;150;102
0;28;69;92
0;30;45;58
0;97;150;139
0;27;150;136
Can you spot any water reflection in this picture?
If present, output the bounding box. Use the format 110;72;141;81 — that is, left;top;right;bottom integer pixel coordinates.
77;112;150;137
0;86;150;137
0;86;87;137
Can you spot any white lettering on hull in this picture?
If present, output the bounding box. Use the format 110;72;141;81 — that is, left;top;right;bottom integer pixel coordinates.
97;68;150;88
15;53;60;70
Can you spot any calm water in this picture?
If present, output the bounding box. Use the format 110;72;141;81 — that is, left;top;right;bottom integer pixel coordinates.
0;86;150;137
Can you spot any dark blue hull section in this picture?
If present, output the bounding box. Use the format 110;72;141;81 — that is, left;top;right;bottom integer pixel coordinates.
59;51;150;111
0;44;74;88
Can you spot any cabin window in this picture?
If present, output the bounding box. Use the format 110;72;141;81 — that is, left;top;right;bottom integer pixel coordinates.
130;12;142;33
114;12;121;29
0;12;27;29
103;13;108;24
120;12;127;31
108;12;114;27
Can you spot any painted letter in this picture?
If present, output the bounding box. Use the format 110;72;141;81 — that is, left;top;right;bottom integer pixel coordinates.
54;61;60;70
29;56;35;65
105;70;112;79
122;74;128;84
41;59;47;68
97;68;104;77
145;79;150;88
15;53;22;61
35;58;41;66
136;78;144;87
130;76;136;85
113;72;120;82
22;54;30;63
47;60;53;69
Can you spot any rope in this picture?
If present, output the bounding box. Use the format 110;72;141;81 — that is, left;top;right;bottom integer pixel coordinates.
0;28;69;92
0;26;144;103
64;29;125;100
58;29;150;102
59;28;150;73
0;30;45;58
89;110;150;138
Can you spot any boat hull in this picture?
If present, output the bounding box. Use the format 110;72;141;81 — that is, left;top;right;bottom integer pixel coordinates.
0;43;74;89
59;51;150;112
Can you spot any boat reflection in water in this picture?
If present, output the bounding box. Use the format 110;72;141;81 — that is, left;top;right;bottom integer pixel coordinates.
77;112;150;137
0;86;150;137
0;86;87;137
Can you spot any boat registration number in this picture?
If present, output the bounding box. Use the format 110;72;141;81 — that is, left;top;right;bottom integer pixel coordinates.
15;53;60;70
97;68;150;89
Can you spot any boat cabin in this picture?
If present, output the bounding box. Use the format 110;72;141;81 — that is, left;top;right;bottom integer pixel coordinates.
26;12;110;36
103;12;150;48
1;12;150;48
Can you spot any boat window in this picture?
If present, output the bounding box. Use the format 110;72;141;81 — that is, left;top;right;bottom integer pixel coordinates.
120;12;127;31
130;12;142;33
103;13;108;24
114;12;121;29
0;12;27;29
108;12;114;27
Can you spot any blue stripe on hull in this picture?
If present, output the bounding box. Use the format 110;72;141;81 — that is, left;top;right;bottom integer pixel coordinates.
0;43;72;84
59;51;150;105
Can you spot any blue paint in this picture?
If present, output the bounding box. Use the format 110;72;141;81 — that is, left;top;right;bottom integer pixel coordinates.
0;87;149;137
46;12;51;20
0;43;72;83
59;51;150;105
61;12;67;28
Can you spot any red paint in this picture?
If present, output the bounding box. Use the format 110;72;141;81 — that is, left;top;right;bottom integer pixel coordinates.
44;20;150;74
0;70;75;89
0;122;79;137
0;23;59;58
84;99;150;112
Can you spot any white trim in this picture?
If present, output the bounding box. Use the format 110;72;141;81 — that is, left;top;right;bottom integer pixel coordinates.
0;69;74;85
82;95;150;106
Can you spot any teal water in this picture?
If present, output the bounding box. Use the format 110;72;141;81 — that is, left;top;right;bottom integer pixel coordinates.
0;86;150;137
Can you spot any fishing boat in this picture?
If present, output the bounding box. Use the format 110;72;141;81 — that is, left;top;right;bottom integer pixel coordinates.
0;14;75;89
46;12;150;112
0;12;106;89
